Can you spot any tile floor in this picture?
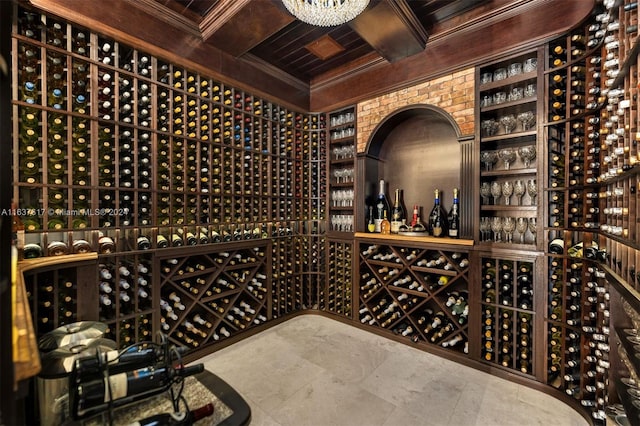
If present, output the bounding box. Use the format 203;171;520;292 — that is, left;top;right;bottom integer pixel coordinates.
199;315;588;426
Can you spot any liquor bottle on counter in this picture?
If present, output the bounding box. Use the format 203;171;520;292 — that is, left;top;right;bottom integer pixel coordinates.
374;180;390;233
390;188;406;233
447;188;460;238
380;211;391;235
429;189;447;237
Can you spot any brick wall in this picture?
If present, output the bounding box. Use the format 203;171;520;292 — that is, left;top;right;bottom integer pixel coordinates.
356;67;476;153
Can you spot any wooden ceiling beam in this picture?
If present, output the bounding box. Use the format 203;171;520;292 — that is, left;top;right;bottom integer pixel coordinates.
349;0;429;63
205;0;296;57
199;0;253;41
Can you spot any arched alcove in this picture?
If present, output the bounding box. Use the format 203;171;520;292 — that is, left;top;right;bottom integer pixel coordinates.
357;105;473;236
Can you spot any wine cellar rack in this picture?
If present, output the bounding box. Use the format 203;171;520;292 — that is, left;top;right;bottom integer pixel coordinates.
324;239;353;317
95;253;155;347
10;5;327;354
12;1;640;424
12;5;326;256
356;237;471;354
22;255;97;339
156;242;270;350
479;254;540;376
477;48;543;251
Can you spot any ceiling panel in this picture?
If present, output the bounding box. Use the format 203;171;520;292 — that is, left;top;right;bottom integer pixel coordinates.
151;0;501;84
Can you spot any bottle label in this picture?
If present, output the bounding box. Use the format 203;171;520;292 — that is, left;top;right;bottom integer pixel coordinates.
432;226;443;237
105;373;128;402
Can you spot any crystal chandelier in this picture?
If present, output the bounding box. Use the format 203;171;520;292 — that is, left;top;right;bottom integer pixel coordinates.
282;0;370;27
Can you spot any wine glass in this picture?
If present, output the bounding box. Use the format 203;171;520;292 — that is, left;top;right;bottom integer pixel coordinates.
527;179;537;205
491;216;503;242
517;111;536;131
502;217;516;243
528;217;537;244
498;148;517;170
480;217;491;241
516;217;528;244
499;114;517;134
480;182;492;205
513;179;526;206
502;181;514;206
517;145;537;168
490;181;502;205
481;119;499;137
480;150;498;171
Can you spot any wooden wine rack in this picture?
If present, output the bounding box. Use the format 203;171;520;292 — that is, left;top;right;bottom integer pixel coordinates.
324;238;353;318
479;253;541;376
13;2;640;424
355;235;472;354
12;4;326;255
10;5;327;357
156;241;271;351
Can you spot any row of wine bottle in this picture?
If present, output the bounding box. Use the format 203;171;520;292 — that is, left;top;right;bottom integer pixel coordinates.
481;306;533;373
367;180;460;238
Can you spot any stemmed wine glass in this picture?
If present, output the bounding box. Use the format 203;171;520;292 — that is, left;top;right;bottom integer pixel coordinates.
481;119;499;137
480;217;491;241
502;217;516;243
498;148;517;170
517;111;536;131
527;179;537;205
490;181;502;205
502;181;514;206
491;216;503;242
499;114;517;134
480;150;498;171
480;182;492;205
528;217;537;244
517;145;537;168
516;217;528;244
513;180;526;206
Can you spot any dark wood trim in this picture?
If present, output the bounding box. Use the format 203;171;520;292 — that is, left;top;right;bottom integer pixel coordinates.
310;0;595;111
127;0;202;38
199;0;253;41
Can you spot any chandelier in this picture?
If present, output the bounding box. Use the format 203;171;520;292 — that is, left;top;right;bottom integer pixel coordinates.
282;0;370;27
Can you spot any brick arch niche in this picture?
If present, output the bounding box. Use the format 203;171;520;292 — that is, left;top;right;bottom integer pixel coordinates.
355;104;474;238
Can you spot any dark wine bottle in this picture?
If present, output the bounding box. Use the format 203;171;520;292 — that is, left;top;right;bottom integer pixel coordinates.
73;364;204;419
374;180;390;233
447;187;460;238
429;189;447;237
390;188;406;234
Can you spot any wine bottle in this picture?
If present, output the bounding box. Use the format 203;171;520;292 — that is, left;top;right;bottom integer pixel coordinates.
129;403;215;426
429;189;447;237
367;206;375;233
390;188;405;233
447;187;460;238
374;180;390;233
73;364;204;418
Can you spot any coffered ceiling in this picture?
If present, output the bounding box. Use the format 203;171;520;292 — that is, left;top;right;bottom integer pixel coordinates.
150;0;489;85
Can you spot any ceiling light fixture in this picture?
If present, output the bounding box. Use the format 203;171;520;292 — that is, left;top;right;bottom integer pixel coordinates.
282;0;370;27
